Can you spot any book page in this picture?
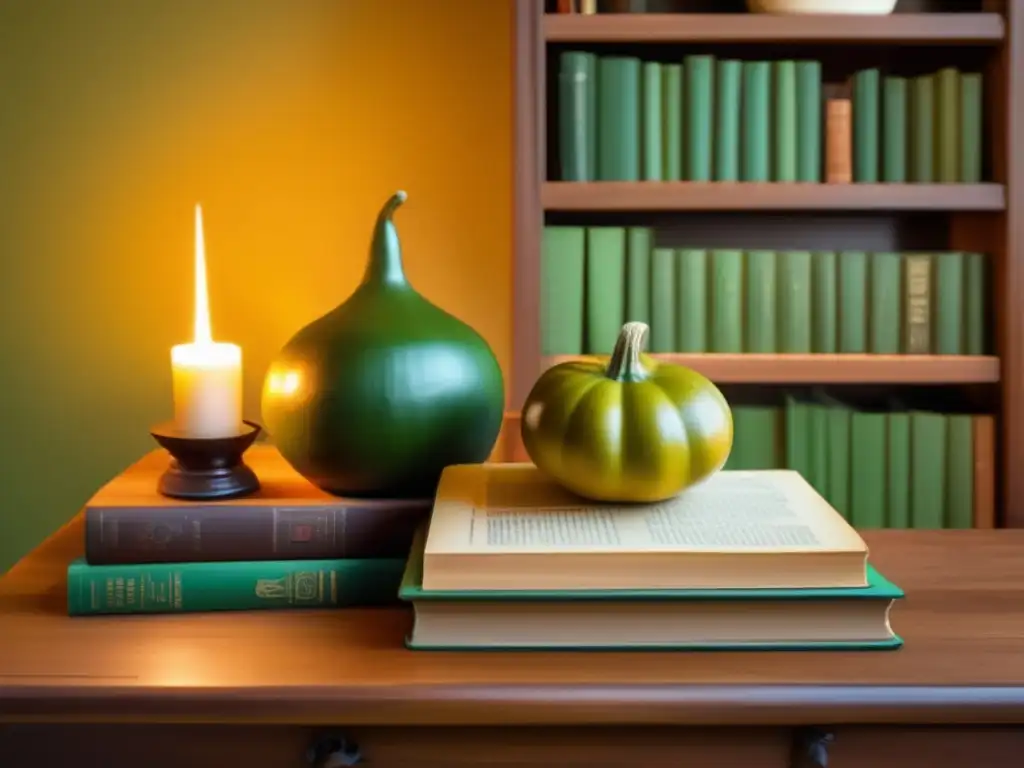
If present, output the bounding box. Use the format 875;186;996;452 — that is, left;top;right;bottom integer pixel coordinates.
427;465;865;555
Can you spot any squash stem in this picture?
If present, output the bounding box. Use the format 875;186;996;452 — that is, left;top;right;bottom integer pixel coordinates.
605;322;649;382
361;190;409;287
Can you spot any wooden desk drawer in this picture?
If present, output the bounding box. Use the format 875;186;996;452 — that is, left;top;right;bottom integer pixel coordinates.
826;726;1024;768
0;724;792;767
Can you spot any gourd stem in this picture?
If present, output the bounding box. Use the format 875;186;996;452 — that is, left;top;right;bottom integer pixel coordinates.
361;190;409;287
605;322;649;382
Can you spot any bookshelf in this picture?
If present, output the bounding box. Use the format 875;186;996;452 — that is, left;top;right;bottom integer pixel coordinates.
511;0;1024;525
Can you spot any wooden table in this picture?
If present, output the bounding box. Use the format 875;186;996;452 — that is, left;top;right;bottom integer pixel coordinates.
1;516;1023;767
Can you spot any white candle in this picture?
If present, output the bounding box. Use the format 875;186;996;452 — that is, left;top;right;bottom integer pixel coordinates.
170;205;243;438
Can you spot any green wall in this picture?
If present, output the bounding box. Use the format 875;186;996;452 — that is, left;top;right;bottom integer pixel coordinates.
0;0;512;573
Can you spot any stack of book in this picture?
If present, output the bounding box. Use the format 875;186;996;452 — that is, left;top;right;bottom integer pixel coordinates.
401;463;904;651
67;445;431;616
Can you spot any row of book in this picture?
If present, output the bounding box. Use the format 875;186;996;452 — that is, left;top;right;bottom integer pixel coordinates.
557;52;983;184
726;393;993;531
542;226;988;356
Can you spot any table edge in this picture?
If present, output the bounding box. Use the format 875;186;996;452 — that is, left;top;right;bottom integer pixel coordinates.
2;683;1024;725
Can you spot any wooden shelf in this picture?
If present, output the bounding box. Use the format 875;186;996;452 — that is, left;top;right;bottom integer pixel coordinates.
542;182;1006;212
544;13;1006;45
542;354;1001;385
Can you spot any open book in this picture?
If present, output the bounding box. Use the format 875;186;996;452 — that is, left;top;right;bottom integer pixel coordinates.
422;464;869;592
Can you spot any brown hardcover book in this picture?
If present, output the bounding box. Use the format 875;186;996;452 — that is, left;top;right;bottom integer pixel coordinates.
903;254;932;354
556;0;576;12
973;415;997;529
826;98;853;183
84;445;432;565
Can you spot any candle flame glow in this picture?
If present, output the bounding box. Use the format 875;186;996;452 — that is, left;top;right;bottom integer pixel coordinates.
194;204;213;345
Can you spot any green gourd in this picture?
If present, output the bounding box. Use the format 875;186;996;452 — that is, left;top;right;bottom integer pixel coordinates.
261;191;505;499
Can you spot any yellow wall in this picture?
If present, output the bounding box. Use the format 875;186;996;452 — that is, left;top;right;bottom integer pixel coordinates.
0;0;512;572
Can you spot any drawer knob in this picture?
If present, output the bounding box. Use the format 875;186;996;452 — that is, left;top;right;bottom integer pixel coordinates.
791;727;835;768
307;732;362;767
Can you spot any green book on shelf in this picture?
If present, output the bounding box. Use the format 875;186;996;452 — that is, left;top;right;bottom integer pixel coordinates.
795;60;822;182
903;252;933;354
685;54;715;181
813;251;838;354
773;60;798;182
935;67;960;183
807;401;830;497
598;56;642;181
910;75;935;183
585;227;626;354
726;405;783;470
558;51;597;181
676;248;708;352
710;249;743;352
742;61;771;182
650;247;676;353
882;76;908;183
540;226;585;355
68;557;406;616
959;72;983;183
910;410;948;529
401;530;904;652
886;409;912;529
853;68;880;183
870;251;902;354
777;250;812;353
715;59;742;181
784;394;811;483
850;410;887;529
964;251;986;355
625;227;652;327
745;249;777;353
662;63;684;181
839;250;869;353
642;61;663;181
821;394;852;520
946;414;974;530
933;251;964;355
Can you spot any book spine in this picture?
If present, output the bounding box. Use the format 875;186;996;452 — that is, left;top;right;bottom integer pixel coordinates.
838;250;868;353
973;414;997;528
886;412;911;528
650;247;677;352
685;55;714;181
710;249;743;352
773;60;798;182
933;251;964;355
785;396;810;481
715;59;742;181
911;412;948;529
807;403;829;496
731;406;782;470
826;403;852;519
742;61;771;182
795;60;822;182
625;227;652;326
662;63;684;181
777;250;812;353
597;57;641;181
903;253;932;353
642;62;663;181
882;76;908;183
964;251;986;355
812;251;838;353
585;227;627;353
959;72;983;183
558;52;593;181
946;415;974;529
84;502;430;565
67;557;406;616
850;412;887;529
910;75;935;183
541;226;586;355
869;251;902;354
935;67;960;183
825;98;853;183
676;249;708;352
745;250;777;353
853;68;880;183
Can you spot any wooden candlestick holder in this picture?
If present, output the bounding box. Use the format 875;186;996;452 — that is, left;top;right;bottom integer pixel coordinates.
150;420;262;501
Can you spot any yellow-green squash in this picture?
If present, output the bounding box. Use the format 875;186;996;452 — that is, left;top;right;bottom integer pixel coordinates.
520;321;733;502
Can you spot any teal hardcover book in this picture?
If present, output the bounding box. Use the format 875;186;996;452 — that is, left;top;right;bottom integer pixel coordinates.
400;529;904;652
